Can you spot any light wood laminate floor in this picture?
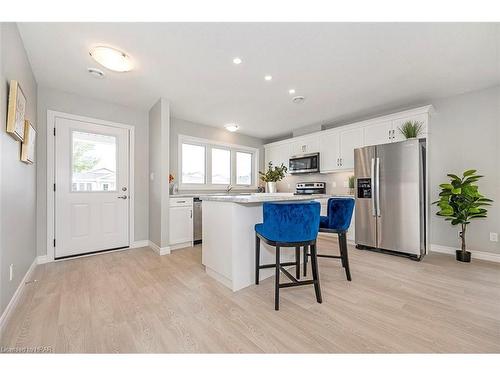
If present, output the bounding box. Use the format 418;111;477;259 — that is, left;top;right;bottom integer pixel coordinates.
1;237;499;353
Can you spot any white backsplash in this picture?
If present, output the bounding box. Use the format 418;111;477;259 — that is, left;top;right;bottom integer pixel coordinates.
273;171;355;195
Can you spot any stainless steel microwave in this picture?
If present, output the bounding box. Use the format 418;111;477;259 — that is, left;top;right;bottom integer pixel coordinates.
289;153;320;174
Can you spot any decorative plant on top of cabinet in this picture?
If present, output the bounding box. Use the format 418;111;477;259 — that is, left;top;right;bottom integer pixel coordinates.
432;170;493;262
259;162;287;193
398;120;423;139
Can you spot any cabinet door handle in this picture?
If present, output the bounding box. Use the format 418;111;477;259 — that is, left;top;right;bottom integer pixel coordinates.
388;129;391;140
190;210;193;219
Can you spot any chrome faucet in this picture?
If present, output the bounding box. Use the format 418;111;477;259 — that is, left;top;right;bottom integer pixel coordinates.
226;184;234;193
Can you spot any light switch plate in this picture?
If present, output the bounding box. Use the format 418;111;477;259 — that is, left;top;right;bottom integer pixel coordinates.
490;232;498;242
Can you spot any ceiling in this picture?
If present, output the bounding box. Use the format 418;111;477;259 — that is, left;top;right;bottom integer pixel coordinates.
18;23;500;139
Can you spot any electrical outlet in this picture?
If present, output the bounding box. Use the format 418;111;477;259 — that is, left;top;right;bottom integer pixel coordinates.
332;181;337;188
150;172;154;181
343;180;349;188
9;264;13;281
490;232;498;242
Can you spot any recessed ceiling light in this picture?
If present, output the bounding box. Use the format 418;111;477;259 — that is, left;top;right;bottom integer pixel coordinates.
288;89;296;95
225;123;239;132
233;57;242;65
89;46;133;72
264;75;273;81
87;67;105;79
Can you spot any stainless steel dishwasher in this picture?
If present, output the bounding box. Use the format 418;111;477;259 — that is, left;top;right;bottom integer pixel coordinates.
193;197;202;244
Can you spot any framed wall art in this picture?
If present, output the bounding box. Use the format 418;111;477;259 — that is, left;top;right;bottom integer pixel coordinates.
21;120;36;164
6;80;27;142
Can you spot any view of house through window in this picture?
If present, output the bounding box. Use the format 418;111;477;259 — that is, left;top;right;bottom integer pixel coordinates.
211;148;231;184
180;137;257;187
236;151;252;185
181;143;206;184
71;131;117;192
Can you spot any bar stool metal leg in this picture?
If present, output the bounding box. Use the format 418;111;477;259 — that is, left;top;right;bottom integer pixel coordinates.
303;245;308;277
255;235;260;285
339;233;352;281
275;246;280;311
295;246;300;279
310;242;323;303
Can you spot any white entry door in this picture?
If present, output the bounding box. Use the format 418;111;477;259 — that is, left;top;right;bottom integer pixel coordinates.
55;117;130;258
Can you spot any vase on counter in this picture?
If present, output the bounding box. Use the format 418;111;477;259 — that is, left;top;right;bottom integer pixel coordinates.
266;182;277;193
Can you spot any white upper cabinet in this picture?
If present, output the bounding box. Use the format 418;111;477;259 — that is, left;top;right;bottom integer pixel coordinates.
338;127;364;170
290;135;320;156
264;106;432;174
265;143;290;170
319;130;340;172
363;120;392;146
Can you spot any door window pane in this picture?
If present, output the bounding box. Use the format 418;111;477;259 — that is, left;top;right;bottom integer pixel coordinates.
211;148;230;184
182;143;205;184
72;131;116;192
236;152;252;185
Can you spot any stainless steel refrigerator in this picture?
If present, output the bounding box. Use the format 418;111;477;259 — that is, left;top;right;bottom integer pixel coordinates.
354;139;426;260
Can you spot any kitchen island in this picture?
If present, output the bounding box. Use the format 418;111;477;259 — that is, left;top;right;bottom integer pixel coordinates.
200;193;329;291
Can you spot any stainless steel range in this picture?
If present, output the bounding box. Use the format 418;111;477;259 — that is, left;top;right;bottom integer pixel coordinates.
295;182;326;195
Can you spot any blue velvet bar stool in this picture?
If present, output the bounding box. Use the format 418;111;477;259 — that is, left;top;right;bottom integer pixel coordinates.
255;201;322;311
303;197;355;281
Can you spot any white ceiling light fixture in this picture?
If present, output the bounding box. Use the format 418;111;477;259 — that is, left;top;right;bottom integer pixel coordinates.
89;46;133;72
288;89;296;95
264;75;273;81
233;57;242;64
225;123;239;132
87;67;105;79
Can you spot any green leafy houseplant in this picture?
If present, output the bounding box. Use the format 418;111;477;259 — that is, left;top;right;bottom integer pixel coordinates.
348;175;355;195
398;120;423;139
432;169;493;262
259;162;287;183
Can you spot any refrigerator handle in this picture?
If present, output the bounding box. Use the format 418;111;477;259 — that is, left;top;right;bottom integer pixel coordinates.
376;157;381;217
371;158;376;216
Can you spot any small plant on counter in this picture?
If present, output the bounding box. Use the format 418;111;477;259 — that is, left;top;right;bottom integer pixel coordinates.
348;175;355;195
259;162;287;182
432;169;493;263
398;120;423;139
259;162;287;193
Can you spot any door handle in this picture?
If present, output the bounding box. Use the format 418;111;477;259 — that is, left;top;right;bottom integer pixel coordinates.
371;158;376;216
190;210;193;219
118;195;128;199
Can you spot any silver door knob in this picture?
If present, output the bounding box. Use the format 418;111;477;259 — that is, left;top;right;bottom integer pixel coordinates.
118;195;128;199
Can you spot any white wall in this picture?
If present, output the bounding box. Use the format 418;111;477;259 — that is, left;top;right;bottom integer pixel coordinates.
36;86;150;256
0;23;38;315
170;117;265;191
429;85;500;254
148;99;170;247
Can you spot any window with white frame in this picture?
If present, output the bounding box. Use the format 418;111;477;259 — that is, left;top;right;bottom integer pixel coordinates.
179;135;258;189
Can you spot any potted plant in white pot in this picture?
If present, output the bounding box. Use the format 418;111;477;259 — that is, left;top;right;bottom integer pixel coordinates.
259;162;287;193
399;120;423;139
433;170;493;262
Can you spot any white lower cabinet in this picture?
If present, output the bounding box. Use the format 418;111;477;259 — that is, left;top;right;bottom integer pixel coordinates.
169;197;193;249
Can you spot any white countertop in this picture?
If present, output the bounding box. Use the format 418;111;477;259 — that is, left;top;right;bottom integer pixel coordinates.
199;193;351;203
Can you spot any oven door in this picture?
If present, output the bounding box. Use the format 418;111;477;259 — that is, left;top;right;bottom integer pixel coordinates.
289;153;319;174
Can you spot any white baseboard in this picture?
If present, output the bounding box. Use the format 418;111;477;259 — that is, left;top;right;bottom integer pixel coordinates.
430;244;500;263
36;255;50;264
0;258;37;334
170;241;193;251
148;240;171;255
131;240;149;249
